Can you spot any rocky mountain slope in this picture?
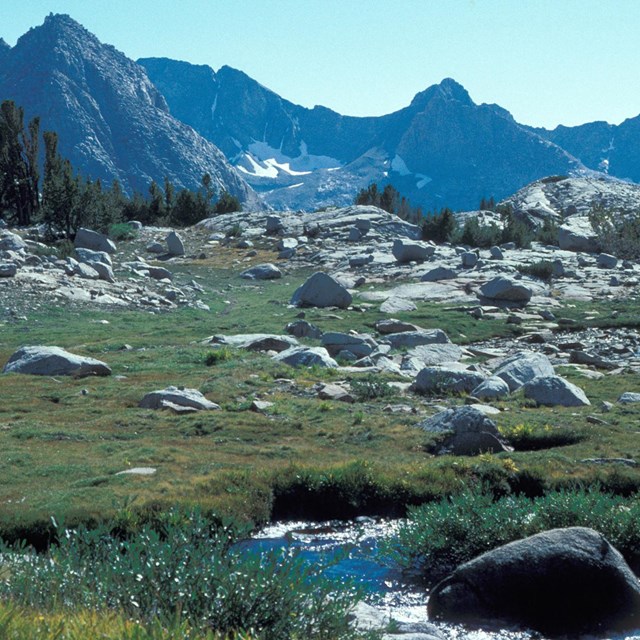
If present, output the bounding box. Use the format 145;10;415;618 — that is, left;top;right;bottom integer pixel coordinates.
534;115;640;185
140;57;585;211
0;15;260;207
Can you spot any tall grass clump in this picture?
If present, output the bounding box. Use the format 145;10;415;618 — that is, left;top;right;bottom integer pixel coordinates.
387;489;640;584
0;509;362;639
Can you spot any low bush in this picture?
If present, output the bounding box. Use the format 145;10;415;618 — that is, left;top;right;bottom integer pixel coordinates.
516;260;555;282
499;422;586;450
386;489;640;584
204;347;233;366
108;222;138;241
350;375;395;401
0;509;361;639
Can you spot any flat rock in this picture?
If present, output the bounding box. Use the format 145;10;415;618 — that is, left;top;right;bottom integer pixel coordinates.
618;392;640;404
428;527;640;635
375;318;422;334
392;238;434;263
406;343;463;366
273;346;338;368
321;332;377;358
3;345;111;377
211;333;298;353
380;297;417;313
139;386;219;410
241;263;282;280
421;266;457;282
386;329;450;349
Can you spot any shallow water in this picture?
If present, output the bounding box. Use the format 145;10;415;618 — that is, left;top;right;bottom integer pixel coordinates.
248;518;640;640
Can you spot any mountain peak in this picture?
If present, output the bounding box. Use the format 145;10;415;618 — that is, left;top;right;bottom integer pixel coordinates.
0;37;10;51
409;77;473;111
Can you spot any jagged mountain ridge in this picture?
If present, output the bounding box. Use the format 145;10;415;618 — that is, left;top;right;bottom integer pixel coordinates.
140;57;585;211
535;116;640;186
0;15;259;206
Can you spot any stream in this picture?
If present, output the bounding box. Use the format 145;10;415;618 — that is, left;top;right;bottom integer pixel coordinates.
248;518;640;640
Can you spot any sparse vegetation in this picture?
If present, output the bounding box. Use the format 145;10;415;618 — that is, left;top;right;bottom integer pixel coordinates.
589;203;640;258
517;259;555;282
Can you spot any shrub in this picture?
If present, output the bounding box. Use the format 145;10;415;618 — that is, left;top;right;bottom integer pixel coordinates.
386;489;640;584
204;348;233;366
350;375;395;401
589;204;640;259
535;217;560;246
108;222;137;241
214;191;242;214
0;509;361;639
516;260;555;282
499;422;586;450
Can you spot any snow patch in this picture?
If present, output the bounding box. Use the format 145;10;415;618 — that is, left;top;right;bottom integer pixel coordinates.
247;140;342;172
391;154;411;176
287;183;304;189
210;95;218;120
416;174;432;189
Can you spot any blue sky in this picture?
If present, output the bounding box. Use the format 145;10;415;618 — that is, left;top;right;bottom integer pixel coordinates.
3;0;640;128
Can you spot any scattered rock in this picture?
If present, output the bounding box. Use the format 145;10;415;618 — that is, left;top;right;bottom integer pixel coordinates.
166;231;185;256
428;527;640;635
240;263;282;280
412;366;486;395
0;263;17;277
316;383;355;403
471;376;511;400
285;319;322;339
479;276;533;303
3;345;111;377
74;227;116;254
139;386;220;410
421;266;457;282
494;351;555;391
523;375;591;407
273;346;338;368
392;239;433;263
290;272;352;309
618;392;640;404
386;329;450;349
417;406;510;455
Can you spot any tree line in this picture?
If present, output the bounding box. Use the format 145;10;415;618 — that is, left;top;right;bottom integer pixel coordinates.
0;100;241;236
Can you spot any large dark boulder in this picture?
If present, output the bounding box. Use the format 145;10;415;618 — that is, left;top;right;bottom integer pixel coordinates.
428;527;640;635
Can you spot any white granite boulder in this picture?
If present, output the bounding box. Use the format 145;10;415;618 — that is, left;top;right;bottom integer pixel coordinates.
241;263;282;280
392;239;434;263
139;386;219;410
523;375;590;407
480;276;533;303
494;351;555;391
273;346;338;368
166;231;185;256
558;217;600;253
3;346;111;377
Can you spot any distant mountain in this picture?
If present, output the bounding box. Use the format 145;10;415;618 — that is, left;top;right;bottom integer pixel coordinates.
140;57;585;211
0;15;259;207
534;114;640;186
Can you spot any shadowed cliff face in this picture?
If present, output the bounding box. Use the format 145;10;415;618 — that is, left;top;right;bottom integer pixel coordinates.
0;14;260;207
141;57;584;212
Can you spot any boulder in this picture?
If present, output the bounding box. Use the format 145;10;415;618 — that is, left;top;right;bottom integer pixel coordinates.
321;332;377;358
349;255;373;268
0;231;26;252
490;245;504;260
74;248;112;266
428;527;640;635
421;266;457;282
375;319;421;334
290;272;352;309
139;386;219;410
147;266;173;281
285;320;322;339
3;346;111;377
74;227;116;254
558;216;600;253
0;262;17;277
240;263;282;280
266;215;284;234
385;329;450;349
406;343;464;366
211;333;298;353
479;276;533;303
494;351;555;391
392;239;434;263
91;261;116;283
166;231;185;256
461;251;478;268
618;392;640;404
598;253;618;269
273;346;338;368
379;297;417;313
417;406;509;455
147;242;165;254
412;366;486;395
316;383;355;403
470;376;510;400
73;262;100;280
523;375;590;407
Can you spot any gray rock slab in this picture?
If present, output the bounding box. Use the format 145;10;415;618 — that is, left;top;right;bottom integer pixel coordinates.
471;376;510;400
74;227;116;254
412;366;486;395
480;276;533;302
392;239;434;263
375;319;422;334
240;263;282;280
3;345;112;377
406;343;463;366
421;266;458;282
0;231;26;251
75;248;112;266
273;346;338;368
212;333;299;353
380;297;417;313
618;392;640;403
139;386;219;410
386;329;450;349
